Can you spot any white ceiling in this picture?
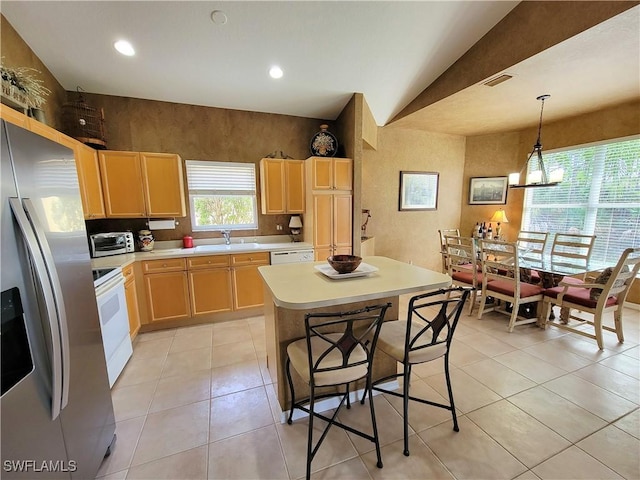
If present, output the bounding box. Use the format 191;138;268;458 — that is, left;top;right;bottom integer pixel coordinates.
2;2;638;135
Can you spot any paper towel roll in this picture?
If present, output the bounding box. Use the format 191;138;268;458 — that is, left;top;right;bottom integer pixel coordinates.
148;219;176;230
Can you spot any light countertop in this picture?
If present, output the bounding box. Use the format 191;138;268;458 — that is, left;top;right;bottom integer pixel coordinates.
91;241;313;269
258;256;452;310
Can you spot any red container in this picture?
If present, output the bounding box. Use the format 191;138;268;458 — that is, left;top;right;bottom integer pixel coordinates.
182;235;193;248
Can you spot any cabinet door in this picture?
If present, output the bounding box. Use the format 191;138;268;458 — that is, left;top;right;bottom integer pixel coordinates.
333;158;353;191
124;276;141;340
311;157;333;190
189;268;233;315
59;135;106;219
313;195;333;256
333;194;353;253
232;265;265;310
99;151;146;217
140;152;186;217
285;160;305;213
260;158;285;214
144;271;190;322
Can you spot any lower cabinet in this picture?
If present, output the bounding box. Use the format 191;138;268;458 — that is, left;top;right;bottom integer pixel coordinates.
123;264;141;339
231;252;270;310
142;258;190;322
139;252;270;324
188;255;233;315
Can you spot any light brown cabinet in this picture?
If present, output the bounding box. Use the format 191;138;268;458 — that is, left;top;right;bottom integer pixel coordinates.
0;106;106;220
230;252;270;309
58;134;106;219
305;157;353;260
142;258;190;322
123;264;141;340
98;150;186;218
310;157;352;191
187;255;233;315
259;158;305;214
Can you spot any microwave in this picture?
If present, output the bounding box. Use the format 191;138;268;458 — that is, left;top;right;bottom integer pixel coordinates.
90;232;135;258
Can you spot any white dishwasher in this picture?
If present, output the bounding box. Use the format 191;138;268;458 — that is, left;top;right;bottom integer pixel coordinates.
270;249;315;264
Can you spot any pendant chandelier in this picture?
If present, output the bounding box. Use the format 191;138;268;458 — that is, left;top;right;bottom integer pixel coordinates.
509;94;563;188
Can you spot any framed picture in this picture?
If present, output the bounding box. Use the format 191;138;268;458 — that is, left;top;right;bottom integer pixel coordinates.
468;176;508;205
398;171;439;211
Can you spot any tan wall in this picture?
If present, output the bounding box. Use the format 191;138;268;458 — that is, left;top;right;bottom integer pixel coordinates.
1;15;66;129
362;125;466;271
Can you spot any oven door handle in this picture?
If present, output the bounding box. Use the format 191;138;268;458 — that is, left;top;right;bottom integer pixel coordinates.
9;198;67;420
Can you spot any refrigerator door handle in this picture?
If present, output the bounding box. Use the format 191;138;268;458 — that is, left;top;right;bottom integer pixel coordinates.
8;197;67;420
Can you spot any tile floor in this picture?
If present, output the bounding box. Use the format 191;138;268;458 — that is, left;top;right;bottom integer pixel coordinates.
96;297;640;479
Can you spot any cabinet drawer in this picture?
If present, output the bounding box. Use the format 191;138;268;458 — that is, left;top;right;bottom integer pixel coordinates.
122;263;135;283
230;251;270;266
142;258;186;273
188;255;230;270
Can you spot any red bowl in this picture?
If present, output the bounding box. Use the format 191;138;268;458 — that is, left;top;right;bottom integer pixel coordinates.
327;255;362;274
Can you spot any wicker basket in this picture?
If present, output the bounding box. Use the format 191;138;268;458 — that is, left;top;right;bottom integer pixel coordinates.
61;94;107;149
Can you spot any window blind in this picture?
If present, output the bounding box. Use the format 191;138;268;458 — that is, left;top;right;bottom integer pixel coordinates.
186;160;256;193
522;137;640;265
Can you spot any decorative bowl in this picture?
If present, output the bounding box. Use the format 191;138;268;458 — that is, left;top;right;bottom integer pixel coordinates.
327;255;362;274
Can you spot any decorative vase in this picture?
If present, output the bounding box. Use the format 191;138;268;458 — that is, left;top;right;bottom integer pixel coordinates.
138;230;154;252
310;124;338;157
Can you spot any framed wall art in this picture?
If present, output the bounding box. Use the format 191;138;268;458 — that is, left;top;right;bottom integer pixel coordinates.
398;171;439;211
468;176;508;205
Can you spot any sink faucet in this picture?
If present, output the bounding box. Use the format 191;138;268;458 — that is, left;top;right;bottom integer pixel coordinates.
221;230;231;245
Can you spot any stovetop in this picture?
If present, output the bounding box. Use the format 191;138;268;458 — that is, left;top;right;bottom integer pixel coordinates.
92;267;122;288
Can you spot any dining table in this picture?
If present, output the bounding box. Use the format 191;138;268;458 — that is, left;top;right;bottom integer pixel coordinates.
258;255;452;418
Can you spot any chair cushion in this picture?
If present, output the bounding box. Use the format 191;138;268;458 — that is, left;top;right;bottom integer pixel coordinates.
287;334;368;387
486;280;544;298
452;270;487;285
544;283;618;309
376;320;447;365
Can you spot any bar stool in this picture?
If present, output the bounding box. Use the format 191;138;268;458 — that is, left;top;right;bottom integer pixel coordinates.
366;287;470;456
285;303;391;479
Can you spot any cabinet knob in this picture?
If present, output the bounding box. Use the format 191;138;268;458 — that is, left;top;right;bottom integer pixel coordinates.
162;263;167;267
207;260;211;264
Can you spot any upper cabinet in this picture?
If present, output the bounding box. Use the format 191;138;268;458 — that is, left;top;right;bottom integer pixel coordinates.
0;106;106;219
259;158;305;214
310;157;352;191
99;150;186;218
58;134;106;219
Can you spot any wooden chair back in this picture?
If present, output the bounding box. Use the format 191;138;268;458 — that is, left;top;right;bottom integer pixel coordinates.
550;232;596;272
517;231;549;261
438;228;460;272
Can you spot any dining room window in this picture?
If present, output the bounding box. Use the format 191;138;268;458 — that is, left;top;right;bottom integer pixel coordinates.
185;160;258;231
521;136;640;265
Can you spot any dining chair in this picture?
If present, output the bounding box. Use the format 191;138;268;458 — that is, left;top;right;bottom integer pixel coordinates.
477;239;545;331
365;287;470;457
516;230;550;285
541;247;640;350
438;228;460;272
444;235;484;314
550;232;597;278
285;303;391;479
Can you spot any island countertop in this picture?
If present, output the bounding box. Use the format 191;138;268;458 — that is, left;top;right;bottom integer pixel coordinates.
258;256;452;310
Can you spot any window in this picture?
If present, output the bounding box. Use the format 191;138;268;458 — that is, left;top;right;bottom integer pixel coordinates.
521;137;640;266
186;160;258;231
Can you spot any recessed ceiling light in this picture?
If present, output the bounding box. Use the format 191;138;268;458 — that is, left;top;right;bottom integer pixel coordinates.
211;10;228;25
269;66;283;79
114;40;135;56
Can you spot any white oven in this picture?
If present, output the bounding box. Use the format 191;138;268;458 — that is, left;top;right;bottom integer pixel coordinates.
93;268;132;387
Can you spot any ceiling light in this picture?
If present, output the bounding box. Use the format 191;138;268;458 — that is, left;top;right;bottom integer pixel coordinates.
269;66;283;79
114;40;135;56
509;94;563;188
211;10;228;25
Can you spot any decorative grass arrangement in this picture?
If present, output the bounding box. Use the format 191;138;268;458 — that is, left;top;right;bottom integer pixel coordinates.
1;58;51;108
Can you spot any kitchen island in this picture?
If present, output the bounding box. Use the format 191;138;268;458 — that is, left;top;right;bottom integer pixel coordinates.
258;256;452;416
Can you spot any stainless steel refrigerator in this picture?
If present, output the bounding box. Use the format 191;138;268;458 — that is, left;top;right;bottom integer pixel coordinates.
1;120;115;479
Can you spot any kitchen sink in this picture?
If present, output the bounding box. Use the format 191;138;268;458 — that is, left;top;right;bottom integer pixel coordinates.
194;243;260;253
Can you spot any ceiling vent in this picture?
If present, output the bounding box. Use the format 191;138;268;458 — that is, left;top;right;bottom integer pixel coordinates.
483;74;513;87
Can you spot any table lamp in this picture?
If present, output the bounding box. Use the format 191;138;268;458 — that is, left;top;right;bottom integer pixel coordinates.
490;209;509;240
289;215;303;242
